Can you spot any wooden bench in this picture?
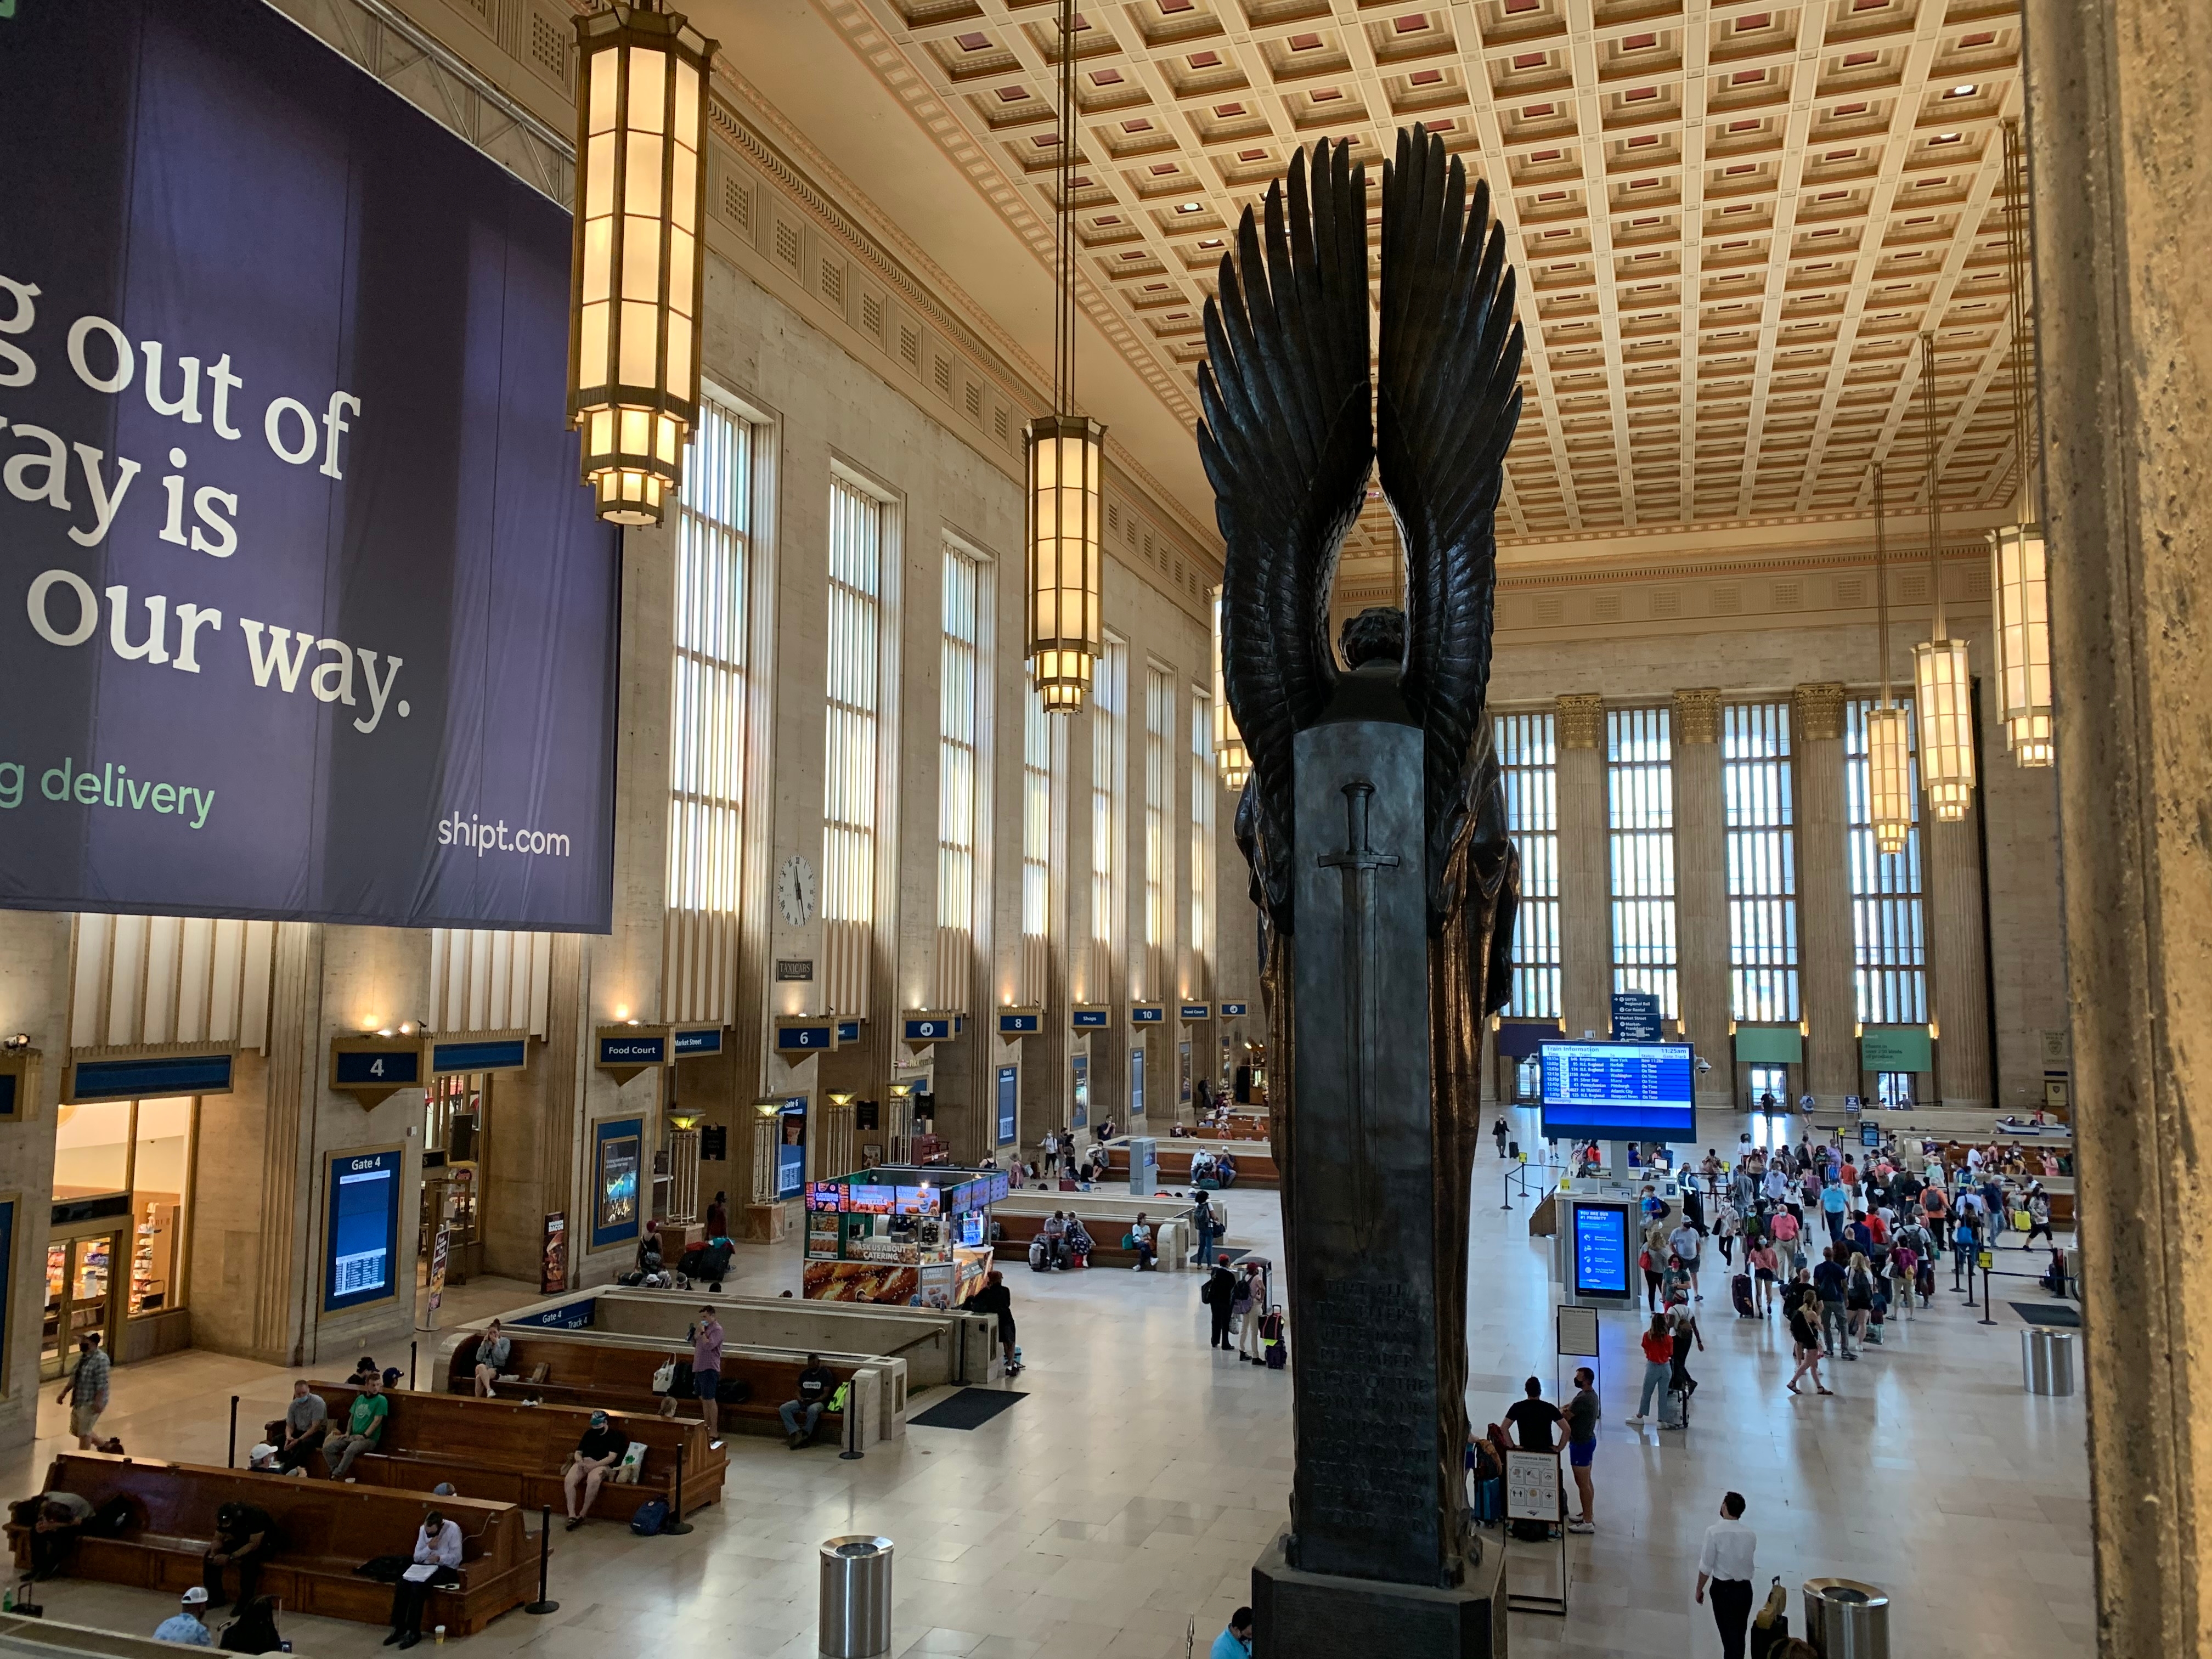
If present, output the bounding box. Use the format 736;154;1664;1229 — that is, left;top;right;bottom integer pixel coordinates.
1105;1143;1280;1188
311;1384;725;1517
986;1212;1159;1268
4;1454;532;1635
446;1338;856;1446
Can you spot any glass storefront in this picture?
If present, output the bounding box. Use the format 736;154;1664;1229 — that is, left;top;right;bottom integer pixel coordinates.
422;1074;487;1282
47;1096;197;1378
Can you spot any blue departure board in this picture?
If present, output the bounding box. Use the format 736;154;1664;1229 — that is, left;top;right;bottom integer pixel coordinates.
1538;1041;1696;1142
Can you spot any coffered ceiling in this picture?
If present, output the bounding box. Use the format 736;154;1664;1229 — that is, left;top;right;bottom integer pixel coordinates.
805;0;2034;591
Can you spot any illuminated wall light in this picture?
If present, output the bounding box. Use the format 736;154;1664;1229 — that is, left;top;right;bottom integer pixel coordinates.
1212;591;1250;789
1909;334;1975;822
1988;121;2053;769
569;3;718;527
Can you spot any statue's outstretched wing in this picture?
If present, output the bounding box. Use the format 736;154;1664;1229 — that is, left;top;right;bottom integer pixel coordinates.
1198;137;1372;930
1376;125;1524;924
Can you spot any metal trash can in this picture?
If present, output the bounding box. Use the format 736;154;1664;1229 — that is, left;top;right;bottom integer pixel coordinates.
819;1536;893;1658
1802;1578;1890;1659
2044;1330;2076;1397
2023;1328;2053;1394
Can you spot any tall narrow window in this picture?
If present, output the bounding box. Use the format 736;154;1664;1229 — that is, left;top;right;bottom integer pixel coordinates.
1496;710;1560;1018
936;548;981;1006
1143;667;1173;998
1189;688;1214;995
1607;707;1678;1018
822;478;883;1014
1090;637;1127;997
1021;689;1056;1002
1846;697;1927;1024
1724;701;1799;1023
665;397;752;1023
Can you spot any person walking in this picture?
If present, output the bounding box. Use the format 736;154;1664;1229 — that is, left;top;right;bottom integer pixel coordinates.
1785;1277;1830;1395
1819;1176;1848;1246
1629;1314;1674;1425
1747;1235;1779;1317
970;1270;1019;1375
1845;1251;1877;1348
1041;1130;1059;1181
2023;1187;2055;1249
1812;1246;1854;1360
1493;1116;1509;1157
58;1333;110;1450
1563;1367;1598;1532
1695;1492;1758;1659
1921;1180;1951;1250
1209;1607;1254;1659
1714;1199;1740;1267
1668;1305;1704;1401
1668;1217;1705;1301
691;1306;726;1448
1769;1204;1802;1280
1204;1255;1238;1349
321;1375;388;1478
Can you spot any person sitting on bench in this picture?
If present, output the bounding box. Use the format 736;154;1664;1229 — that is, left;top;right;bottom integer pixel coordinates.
472;1321;512;1398
385;1509;462;1649
28;1492;92;1581
202;1500;276;1611
347;1356;381;1387
1126;1214;1157;1271
323;1375;388;1480
276;1380;328;1473
778;1356;839;1448
1064;1217;1094;1267
562;1411;628;1531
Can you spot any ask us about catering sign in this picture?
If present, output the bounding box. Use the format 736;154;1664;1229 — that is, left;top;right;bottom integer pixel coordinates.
0;0;619;930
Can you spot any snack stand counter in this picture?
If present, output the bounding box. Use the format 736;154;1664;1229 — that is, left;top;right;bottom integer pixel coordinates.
803;1165;1007;1307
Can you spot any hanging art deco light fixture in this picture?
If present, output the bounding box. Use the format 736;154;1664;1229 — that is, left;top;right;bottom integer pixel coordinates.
1909;335;1976;821
1024;0;1105;714
1211;591;1250;789
1988;118;2052;767
1867;466;1913;857
569;2;716;527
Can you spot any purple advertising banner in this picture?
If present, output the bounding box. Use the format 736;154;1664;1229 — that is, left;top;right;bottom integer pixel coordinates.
0;0;619;930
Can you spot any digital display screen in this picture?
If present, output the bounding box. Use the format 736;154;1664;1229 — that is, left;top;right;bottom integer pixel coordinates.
894;1185;938;1216
1571;1203;1632;1299
1538;1041;1697;1142
847;1184;894;1215
958;1211;985;1248
997;1065;1018;1147
805;1183;844;1212
325;1149;402;1312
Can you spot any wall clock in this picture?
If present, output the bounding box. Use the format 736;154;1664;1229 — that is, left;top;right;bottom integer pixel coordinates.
777;854;816;927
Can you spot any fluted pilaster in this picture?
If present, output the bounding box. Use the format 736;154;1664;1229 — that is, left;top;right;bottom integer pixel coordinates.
1671;689;1730;1105
1793;684;1855;1105
1556;694;1610;1039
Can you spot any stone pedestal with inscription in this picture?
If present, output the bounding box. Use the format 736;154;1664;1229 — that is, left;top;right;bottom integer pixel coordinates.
1252;1531;1506;1659
1251;669;1503;1656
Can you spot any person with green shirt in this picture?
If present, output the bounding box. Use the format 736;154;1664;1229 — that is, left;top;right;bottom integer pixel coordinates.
321;1376;389;1479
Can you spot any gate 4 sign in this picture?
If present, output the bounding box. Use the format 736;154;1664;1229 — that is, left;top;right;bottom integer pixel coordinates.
1504;1450;1561;1522
329;1035;422;1109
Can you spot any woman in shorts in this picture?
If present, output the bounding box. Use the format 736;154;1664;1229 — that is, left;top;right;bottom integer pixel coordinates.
1747;1236;1780;1317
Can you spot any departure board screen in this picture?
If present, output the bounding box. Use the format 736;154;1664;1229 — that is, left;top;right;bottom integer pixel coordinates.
1538;1041;1696;1142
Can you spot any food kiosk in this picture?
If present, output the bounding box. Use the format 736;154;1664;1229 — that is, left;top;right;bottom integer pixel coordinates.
803;1164;1006;1307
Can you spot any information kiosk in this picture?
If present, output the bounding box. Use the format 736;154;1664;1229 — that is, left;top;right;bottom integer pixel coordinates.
802;1165;1006;1307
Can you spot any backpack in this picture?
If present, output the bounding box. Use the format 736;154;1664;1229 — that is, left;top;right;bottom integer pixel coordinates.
630;1497;670;1536
218;1598;283;1655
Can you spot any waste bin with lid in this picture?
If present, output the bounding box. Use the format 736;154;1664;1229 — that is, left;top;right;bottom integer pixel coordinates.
2044;1330;2076;1397
1802;1577;1889;1659
2022;1328;2052;1394
819;1536;894;1658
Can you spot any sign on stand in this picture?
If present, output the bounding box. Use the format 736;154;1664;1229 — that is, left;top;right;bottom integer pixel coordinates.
419;1223;450;1331
1504;1449;1570;1616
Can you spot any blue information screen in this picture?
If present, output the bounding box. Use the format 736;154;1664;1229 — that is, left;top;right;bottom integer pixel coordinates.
1571;1203;1632;1299
996;1065;1018;1147
325;1149;402;1312
1538;1041;1696;1142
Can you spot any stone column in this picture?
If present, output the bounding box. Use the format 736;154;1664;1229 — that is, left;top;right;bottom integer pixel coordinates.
1792;685;1855;1106
1925;800;1994;1108
1671;689;1730;1109
2024;5;2212;1650
1555;693;1609;1039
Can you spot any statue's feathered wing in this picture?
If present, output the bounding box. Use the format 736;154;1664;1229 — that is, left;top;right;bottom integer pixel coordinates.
1379;126;1523;974
1198;139;1373;934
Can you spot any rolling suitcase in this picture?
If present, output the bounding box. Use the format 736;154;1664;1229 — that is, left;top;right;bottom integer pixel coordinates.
1731;1273;1756;1318
1659;1384;1688;1430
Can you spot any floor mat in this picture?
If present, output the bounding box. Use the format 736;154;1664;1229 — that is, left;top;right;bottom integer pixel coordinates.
911;1388;1026;1430
2011;1302;2081;1328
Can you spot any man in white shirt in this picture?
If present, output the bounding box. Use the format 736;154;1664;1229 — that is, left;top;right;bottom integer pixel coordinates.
1694;1492;1757;1659
386;1510;465;1649
1667;1220;1704;1301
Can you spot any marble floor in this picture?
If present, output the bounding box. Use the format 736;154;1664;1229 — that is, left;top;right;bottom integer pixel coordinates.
1;1107;2092;1657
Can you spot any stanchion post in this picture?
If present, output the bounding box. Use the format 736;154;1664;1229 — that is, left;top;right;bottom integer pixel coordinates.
227;1396;239;1469
409;1340;418;1391
524;1505;559;1615
1964;1261;1978;1308
839;1386;864;1462
1979;1265;1997;1326
660;1442;695;1535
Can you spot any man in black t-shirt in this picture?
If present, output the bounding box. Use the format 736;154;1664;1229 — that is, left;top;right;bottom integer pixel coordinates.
780;1356;840;1448
1504;1376;1562;1454
562;1410;629;1530
203;1500;276;1609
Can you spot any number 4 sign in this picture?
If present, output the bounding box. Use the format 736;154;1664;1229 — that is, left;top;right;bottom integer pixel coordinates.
329;1035;424;1108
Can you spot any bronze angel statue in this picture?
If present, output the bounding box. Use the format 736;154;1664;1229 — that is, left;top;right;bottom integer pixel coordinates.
1201;126;1523;1616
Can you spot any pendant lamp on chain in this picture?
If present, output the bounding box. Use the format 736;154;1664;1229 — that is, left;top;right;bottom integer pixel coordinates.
1908;335;1976;822
1025;0;1104;714
1987;119;2053;767
568;3;716;527
1866;466;1913;857
1211;591;1250;789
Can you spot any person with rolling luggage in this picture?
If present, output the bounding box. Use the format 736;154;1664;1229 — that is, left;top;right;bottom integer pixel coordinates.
1731;1266;1757;1319
1629;1314;1673;1426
